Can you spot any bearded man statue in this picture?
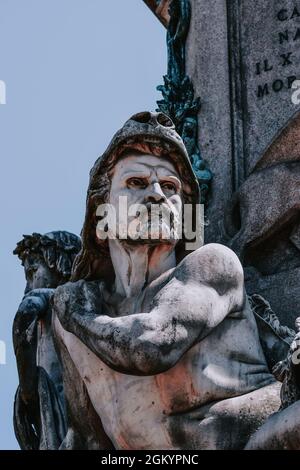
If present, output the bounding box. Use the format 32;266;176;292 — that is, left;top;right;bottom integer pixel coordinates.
53;111;281;450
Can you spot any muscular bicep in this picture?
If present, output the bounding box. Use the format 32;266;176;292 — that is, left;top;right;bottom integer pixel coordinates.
142;276;234;349
135;245;245;361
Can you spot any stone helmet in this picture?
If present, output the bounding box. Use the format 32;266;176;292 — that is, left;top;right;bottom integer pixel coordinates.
72;111;200;282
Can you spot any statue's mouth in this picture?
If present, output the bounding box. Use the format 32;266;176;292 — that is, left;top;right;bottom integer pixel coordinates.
124;203;180;243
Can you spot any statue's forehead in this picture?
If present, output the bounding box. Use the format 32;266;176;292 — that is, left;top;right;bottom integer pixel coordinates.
112;154;180;177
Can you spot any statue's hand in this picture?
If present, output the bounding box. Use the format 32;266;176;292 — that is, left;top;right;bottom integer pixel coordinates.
22;289;53;319
53;281;104;333
13;290;52;356
14;295;47;347
17;290;52;322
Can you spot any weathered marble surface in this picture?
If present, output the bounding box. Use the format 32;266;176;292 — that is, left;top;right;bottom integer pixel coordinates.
13;232;81;449
222;158;300;328
170;0;300;329
226;0;300;176
184;0;300;239
245;320;300;450
12;0;300;448
145;0;300;332
52;112;282;450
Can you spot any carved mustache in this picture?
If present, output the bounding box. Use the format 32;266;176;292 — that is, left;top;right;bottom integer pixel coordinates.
137;202;179;223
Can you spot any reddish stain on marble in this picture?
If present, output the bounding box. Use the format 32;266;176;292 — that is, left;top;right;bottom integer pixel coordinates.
117;433;133;450
155;355;197;415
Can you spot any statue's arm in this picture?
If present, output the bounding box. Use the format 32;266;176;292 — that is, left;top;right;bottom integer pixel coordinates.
13;289;53;404
54;244;244;376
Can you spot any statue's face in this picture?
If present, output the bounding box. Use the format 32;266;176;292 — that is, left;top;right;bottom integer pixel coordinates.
23;255;59;293
108;154;183;244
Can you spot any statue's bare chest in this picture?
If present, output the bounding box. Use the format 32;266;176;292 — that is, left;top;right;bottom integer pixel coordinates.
54;313;206;449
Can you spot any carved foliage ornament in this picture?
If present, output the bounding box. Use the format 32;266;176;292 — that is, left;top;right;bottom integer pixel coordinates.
156;0;212;204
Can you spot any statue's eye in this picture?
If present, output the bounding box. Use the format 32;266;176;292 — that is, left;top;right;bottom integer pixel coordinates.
127;178;147;189
161;182;176;194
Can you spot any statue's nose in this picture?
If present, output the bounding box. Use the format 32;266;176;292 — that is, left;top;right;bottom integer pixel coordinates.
145;183;166;204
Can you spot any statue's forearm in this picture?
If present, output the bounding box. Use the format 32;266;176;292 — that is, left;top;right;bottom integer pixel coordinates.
67;309;192;376
14;329;38;404
55;258;239;375
13;292;50;404
61;284;232;374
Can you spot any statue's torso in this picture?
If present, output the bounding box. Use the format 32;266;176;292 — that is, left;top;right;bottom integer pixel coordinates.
54;277;280;450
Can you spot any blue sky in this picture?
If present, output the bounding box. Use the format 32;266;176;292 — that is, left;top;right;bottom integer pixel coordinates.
0;0;166;449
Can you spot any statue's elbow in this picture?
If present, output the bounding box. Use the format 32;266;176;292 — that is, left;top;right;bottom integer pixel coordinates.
134;341;177;376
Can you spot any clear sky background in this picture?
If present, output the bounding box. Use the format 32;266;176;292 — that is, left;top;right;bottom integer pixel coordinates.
0;0;166;449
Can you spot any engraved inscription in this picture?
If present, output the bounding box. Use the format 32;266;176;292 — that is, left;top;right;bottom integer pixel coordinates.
256;4;300;99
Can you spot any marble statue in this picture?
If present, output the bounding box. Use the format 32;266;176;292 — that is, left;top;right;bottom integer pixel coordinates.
51;112;282;450
13;231;81;449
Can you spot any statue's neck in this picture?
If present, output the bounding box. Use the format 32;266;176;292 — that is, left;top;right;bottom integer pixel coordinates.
108;239;176;299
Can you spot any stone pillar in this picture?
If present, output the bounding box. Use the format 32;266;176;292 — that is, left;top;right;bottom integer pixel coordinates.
186;0;233;242
144;0;300;327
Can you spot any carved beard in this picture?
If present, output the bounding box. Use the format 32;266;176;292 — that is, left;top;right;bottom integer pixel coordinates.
125;203;182;245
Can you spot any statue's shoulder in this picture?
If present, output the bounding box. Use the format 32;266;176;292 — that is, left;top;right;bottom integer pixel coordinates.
53;279;103;312
178;243;244;295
